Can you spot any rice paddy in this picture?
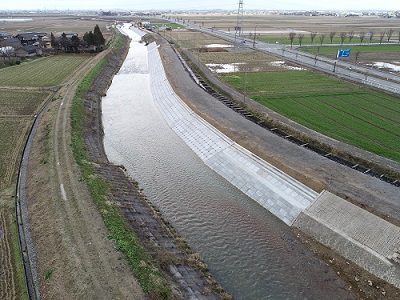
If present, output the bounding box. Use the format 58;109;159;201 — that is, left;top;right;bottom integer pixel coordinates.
221;71;400;161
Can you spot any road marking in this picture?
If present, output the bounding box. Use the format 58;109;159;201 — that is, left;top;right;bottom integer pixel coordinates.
60;184;67;201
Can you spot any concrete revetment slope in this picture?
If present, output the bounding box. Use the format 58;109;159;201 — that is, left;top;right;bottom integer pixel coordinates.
147;41;318;225
294;191;400;288
145;38;400;288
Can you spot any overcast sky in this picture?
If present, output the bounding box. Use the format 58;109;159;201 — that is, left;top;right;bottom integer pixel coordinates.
1;0;399;11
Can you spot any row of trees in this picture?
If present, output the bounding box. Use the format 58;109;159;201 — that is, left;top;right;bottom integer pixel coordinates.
288;29;400;48
50;24;106;53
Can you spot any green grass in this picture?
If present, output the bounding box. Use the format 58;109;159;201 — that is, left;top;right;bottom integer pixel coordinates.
222;71;355;95
300;44;400;55
114;32;125;49
220;71;400;162
44;269;54;280
0;55;91;87
71;41;172;298
0;90;51;115
154;23;183;29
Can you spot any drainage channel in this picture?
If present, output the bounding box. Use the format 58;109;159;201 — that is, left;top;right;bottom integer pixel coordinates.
175;49;399;187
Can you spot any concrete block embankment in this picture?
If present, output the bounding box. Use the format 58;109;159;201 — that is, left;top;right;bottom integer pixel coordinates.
294;191;400;288
147;41;318;225
147;38;400;289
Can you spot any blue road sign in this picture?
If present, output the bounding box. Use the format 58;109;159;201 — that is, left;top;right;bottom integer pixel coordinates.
337;49;351;58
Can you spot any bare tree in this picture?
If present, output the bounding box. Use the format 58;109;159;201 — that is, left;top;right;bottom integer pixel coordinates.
1;46;15;60
319;33;326;45
289;32;297;48
348;31;354;43
355;50;361;64
340;32;347;44
386;29;394;41
398;31;400;42
310;32;317;43
298;34;305;46
368;31;374;42
379;31;385;44
329;31;336;43
359;31;365;43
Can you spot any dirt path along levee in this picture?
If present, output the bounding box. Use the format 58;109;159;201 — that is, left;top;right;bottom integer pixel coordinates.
26;51;145;299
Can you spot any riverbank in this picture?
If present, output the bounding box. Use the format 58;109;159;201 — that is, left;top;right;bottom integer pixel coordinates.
25;38;146;298
151;31;400;299
80;27;232;299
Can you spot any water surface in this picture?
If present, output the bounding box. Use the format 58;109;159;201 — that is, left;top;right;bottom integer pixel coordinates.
102;26;353;299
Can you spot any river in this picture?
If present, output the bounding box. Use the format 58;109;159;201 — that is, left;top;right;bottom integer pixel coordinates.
102;25;353;299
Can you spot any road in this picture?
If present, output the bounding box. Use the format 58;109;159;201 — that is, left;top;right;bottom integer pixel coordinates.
175;20;400;95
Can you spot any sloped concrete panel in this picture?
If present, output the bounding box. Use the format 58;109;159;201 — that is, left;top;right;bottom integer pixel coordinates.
147;42;318;225
295;191;400;288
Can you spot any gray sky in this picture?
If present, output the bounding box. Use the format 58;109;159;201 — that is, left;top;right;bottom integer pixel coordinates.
1;0;399;11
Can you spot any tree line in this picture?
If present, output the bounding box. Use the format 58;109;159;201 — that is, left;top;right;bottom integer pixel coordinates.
51;24;106;53
288;29;399;48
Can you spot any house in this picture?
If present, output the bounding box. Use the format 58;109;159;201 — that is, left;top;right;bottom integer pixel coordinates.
0;32;12;40
16;32;38;45
15;32;48;46
41;35;52;48
15;45;41;58
0;37;22;49
64;33;78;39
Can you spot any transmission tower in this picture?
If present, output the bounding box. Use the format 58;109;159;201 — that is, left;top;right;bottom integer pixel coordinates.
234;0;244;45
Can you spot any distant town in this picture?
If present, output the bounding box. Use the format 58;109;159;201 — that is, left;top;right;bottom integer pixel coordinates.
0;9;399;18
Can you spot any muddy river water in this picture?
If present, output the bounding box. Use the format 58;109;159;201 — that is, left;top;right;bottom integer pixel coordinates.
102;26;353;299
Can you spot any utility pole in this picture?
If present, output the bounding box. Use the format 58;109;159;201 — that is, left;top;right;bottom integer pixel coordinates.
243;71;247;105
234;0;244;46
253;25;257;47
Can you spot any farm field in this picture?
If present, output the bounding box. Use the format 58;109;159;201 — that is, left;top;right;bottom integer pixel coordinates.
0;55;91;87
0;51;91;299
220;71;400;162
301;44;400;55
0;119;30;188
172;14;400;40
0;90;51;188
0;90;51;115
0;15;112;40
161;18;400;163
169;13;400;65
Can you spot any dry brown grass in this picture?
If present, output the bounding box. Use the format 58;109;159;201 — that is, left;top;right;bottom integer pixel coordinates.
0;15;112;40
172;14;400;38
